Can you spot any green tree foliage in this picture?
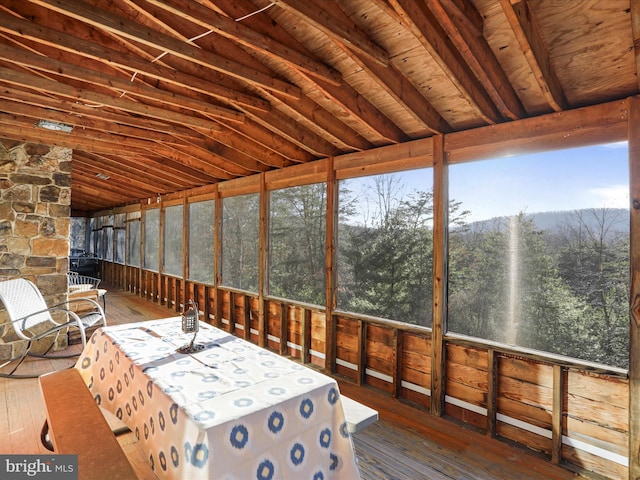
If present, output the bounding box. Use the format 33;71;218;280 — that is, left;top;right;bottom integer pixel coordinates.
269;184;326;305
222;194;259;291
338;176;435;325
449;209;629;368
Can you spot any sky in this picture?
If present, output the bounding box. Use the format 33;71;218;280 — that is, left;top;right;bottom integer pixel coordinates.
342;141;629;224
448;141;629;222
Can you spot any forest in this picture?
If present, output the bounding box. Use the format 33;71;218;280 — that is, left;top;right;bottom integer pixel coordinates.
266;179;630;369
83;174;630;369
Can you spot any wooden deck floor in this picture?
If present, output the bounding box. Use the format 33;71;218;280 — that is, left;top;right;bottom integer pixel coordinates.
0;286;582;479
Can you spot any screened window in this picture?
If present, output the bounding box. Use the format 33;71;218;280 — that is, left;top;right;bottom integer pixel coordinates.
448;143;629;368
89;217;96;256
114;213;126;264
103;226;113;262
337;171;433;326
102;214;114;262
127;214;141;267
188;200;215;284
221;194;259;291
163;204;183;276
269;184;326;305
70;217;87;252
144;208;160;271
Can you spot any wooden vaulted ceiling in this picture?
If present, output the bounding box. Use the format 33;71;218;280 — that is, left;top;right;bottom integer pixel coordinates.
0;0;638;214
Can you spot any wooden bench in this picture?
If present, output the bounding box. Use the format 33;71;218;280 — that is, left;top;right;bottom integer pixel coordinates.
39;368;137;480
342;395;378;433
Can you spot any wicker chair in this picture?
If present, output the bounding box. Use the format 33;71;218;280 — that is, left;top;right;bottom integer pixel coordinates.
0;278;106;378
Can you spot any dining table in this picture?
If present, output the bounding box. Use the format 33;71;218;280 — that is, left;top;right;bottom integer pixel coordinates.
75;317;361;479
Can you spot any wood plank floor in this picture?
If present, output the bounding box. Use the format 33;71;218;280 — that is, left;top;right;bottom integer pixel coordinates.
0;286;583;479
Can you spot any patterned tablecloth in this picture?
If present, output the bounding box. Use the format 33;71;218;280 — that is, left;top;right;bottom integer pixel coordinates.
76;318;361;479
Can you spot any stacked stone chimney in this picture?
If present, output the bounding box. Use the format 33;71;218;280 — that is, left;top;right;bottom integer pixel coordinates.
0;140;72;357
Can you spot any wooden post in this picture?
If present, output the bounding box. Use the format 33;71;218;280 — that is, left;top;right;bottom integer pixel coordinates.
431;135;448;416
629;95;640;480
551;365;564;464
486;349;497;436
325;157;338;373
214;186;223;327
258;173;268;348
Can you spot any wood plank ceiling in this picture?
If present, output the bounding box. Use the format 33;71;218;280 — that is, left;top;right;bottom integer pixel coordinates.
0;0;637;214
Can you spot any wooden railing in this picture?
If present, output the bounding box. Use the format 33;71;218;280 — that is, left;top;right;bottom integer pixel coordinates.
102;262;628;479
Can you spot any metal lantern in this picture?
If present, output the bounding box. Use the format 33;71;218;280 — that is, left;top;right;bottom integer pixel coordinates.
177;299;204;353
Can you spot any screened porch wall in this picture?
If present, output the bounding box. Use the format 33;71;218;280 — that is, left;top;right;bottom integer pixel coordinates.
96;98;632;480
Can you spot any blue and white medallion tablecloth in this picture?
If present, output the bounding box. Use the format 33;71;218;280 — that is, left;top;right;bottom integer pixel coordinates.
76;318;361;479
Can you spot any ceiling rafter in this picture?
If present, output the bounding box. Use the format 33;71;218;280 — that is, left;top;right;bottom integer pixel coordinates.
124;0;372;152
28;0;302;99
275;0;451;134
213;0;408;144
142;0;343;86
0;43;245;123
424;0;526;120
499;0;568;112
386;0;504;124
0;67;224;132
271;0;389;67
0;12;271;113
0;86;204;139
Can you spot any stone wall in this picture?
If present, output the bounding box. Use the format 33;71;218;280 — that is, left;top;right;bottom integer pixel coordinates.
0;140;72;357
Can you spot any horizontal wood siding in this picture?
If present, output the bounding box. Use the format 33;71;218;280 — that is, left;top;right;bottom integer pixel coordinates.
365;324;395;394
310;311;326;368
445;344;489;430
400;333;431;407
102;267;629;479
497;356;554;455
335;316;359;381
563;370;628;477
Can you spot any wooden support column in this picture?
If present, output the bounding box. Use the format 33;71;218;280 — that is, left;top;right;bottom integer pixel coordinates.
301;308;311;364
629;94;640;480
214;186;223;327
551;365;565;464
431;135;448;416
279;303;288;355
325;157;338;373
258;173;268;348
486;349;497;436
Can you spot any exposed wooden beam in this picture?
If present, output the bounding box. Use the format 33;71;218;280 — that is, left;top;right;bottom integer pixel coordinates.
0;67;223;132
213;0;409;144
428;0;526;120
387;0;504;124
499;0;568;112
73;152;184;189
266;89;374;152
270;0;389;67
0;86;204;138
630;0;640;93
0;42;245;123
28;0;302;99
0;10;270;112
72;151;177;194
142;0;342;86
